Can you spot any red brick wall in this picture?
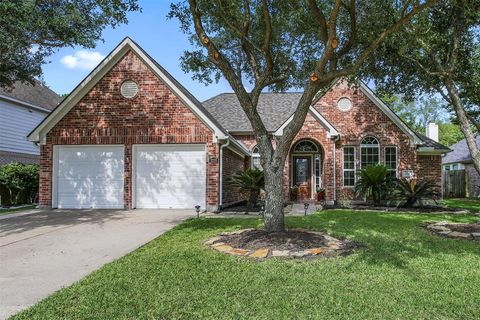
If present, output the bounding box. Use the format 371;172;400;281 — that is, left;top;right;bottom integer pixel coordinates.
417;155;442;196
315;81;418;203
41;50;219;209
221;148;247;206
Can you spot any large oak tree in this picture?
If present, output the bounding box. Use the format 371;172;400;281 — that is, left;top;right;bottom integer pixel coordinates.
170;0;436;232
0;0;139;88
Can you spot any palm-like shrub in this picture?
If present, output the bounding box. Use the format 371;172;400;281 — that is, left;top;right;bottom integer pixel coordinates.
229;168;264;210
395;178;438;207
354;165;395;205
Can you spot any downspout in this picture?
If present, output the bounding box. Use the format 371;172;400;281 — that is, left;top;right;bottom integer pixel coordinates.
219;138;231;210
332;135;340;203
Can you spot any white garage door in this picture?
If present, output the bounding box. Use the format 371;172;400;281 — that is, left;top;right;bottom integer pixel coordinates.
54;146;125;209
134;144;206;209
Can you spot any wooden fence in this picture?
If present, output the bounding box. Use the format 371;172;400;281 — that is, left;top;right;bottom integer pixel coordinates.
443;170;466;198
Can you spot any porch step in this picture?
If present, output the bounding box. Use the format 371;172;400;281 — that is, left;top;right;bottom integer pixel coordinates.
291;202;317;215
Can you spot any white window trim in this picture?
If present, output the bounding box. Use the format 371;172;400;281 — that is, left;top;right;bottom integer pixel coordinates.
360;137;380;169
384;146;398;178
343;146;356;187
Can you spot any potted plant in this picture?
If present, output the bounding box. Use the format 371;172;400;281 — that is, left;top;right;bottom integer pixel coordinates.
289;185;299;201
316;187;326;201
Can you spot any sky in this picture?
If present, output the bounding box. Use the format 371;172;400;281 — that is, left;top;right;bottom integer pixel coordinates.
41;1;233;101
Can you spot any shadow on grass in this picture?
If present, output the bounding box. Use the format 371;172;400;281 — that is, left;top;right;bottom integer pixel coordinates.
175;210;479;271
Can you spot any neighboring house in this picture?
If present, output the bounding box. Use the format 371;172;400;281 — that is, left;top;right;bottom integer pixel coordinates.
28;38;450;211
0;81;61;165
442;135;480;197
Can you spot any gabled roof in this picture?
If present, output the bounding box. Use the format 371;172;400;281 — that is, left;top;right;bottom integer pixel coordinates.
442;135;479;164
203;92;303;132
0;80;60;111
27;37;232;145
274;106;339;138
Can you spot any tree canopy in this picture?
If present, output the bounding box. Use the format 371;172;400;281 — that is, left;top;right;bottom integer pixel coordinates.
0;0;140;88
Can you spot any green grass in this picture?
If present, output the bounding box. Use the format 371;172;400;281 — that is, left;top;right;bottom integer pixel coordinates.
442;198;480;212
12;210;480;320
0;205;36;215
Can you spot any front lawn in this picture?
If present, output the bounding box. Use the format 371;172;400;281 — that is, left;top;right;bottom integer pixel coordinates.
12;210;480;320
442;198;480;212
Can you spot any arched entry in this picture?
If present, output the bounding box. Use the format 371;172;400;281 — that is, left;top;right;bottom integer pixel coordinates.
290;139;323;200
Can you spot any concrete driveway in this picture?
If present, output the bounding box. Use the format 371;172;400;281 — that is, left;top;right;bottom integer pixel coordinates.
0;209;193;319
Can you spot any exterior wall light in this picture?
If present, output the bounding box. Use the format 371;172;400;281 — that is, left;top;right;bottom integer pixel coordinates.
195;205;201;218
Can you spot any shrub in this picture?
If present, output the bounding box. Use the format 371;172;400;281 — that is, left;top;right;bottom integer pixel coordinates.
394;178;438;207
354;165;395;205
229;168;264;210
0;162;39;205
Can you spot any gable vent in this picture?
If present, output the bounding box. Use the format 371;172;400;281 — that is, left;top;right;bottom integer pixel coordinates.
120;80;138;99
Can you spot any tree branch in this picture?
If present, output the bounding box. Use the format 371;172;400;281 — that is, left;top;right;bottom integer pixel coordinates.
307;0;328;43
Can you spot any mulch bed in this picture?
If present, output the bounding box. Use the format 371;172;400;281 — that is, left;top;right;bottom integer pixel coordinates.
220;205;261;214
206;228;362;259
220;229;330;251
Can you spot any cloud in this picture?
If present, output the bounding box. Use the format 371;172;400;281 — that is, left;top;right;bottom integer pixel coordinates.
60;51;105;70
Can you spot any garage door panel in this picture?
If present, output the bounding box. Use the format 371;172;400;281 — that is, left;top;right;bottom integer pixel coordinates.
56;166;124;180
134;145;206;209
55;146;124;209
56;179;124;194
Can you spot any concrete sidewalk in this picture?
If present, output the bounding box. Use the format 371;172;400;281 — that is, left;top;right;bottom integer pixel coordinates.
0;209;193;319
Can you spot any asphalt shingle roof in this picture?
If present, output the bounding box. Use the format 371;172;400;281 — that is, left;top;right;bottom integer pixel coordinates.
0;80;61;110
442;135;480;164
417;133;451;151
202;92;451;153
203;92;303;132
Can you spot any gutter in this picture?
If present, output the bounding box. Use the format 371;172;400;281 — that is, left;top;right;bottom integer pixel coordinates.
218;139;231;210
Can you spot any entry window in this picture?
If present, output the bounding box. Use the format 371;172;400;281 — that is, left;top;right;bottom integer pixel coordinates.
294;140;318;152
251;146;262;170
295;158;309;183
315;154;321;189
360;136;380;168
343;146;355;186
384;146;398;177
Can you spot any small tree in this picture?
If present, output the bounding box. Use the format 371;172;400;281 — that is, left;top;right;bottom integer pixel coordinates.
0;162;39;205
0;162;24;205
395;178;437;207
354;165;395;205
21;164;40;204
230;168;265;211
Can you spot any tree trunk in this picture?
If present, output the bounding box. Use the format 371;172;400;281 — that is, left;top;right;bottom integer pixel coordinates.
263;166;285;232
444;79;480;176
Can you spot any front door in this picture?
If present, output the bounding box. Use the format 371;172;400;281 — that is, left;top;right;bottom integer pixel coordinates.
294;156;311;200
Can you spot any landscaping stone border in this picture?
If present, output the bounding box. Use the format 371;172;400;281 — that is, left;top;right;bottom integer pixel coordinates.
204;228;355;259
426;221;480;241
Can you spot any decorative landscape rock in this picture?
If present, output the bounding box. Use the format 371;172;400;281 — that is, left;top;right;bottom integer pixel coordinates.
426;221;480;241
205;228;360;259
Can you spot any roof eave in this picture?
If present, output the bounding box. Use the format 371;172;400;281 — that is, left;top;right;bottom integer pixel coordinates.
417;147;452;155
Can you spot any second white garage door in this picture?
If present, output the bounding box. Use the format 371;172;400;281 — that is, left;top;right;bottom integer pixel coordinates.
133;144;206;209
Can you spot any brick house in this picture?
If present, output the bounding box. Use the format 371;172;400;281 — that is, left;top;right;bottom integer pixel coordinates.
28;38;449;211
